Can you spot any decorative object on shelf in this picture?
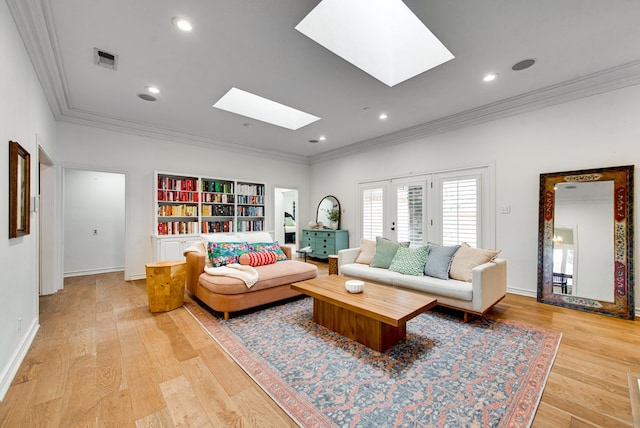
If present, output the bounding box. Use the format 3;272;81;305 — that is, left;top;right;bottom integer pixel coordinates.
316;195;340;229
345;279;364;293
537;165;634;319
325;208;340;230
9;140;30;238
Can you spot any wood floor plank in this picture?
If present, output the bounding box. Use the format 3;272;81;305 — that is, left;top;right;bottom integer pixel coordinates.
159;375;213;427
0;263;638;427
180;355;253;426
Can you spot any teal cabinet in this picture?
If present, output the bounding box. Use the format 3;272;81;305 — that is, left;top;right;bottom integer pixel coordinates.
302;229;349;259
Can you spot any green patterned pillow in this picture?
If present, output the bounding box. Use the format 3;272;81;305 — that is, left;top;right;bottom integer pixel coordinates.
389;245;429;276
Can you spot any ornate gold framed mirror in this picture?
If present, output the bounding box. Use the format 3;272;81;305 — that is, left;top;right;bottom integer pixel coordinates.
537;165;634;319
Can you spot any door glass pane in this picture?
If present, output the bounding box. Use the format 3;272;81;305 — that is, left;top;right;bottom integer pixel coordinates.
442;178;478;247
396;184;423;246
362;187;383;240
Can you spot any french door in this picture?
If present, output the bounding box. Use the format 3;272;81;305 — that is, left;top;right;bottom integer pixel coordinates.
359;166;493;248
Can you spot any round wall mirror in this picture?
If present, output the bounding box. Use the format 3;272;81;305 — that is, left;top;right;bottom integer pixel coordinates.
316;195;340;229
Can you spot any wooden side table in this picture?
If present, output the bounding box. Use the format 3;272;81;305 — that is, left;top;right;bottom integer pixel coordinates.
145;260;186;312
328;255;338;275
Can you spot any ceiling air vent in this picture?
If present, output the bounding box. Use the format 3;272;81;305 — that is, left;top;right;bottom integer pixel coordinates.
93;48;118;70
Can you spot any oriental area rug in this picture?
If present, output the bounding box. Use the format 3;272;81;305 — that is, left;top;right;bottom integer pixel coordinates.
184;298;561;428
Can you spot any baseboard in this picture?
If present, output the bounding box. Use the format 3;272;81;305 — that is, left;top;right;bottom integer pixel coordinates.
506;286;537;298
129;272;146;281
0;318;39;402
63;267;124;277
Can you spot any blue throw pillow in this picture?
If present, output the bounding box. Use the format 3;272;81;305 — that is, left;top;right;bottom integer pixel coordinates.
423;242;461;279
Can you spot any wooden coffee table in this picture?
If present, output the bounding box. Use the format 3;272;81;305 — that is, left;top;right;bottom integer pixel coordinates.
291;276;437;352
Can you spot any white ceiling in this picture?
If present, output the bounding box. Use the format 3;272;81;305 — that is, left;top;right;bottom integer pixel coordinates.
9;0;640;164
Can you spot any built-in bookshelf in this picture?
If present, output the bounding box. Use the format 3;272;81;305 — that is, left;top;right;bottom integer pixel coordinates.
236;181;265;232
201;178;235;233
153;172;267;261
156;174;199;236
154;172;266;237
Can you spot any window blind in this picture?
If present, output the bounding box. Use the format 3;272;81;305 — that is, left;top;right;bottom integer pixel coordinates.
362;187;384;240
442;178;478;247
396;184;423;246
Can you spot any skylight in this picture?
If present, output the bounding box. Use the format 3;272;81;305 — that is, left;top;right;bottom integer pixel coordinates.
213;88;320;130
295;0;454;87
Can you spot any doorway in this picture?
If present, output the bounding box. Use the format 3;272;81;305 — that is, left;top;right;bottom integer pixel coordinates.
274;187;298;247
63;169;126;277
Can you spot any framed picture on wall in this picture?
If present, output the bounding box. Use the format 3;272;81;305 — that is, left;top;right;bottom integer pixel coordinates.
9;140;30;238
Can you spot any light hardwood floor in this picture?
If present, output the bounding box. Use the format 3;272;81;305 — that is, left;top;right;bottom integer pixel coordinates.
1;259;638;427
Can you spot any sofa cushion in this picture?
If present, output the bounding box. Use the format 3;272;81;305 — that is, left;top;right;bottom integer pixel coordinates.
198;260;317;295
389;245;429;276
423;243;461;280
239;251;277;266
449;242;501;282
355;239;376;264
393;274;473;301
206;241;249;267
340;263;405;284
370;237;410;269
247;242;288;261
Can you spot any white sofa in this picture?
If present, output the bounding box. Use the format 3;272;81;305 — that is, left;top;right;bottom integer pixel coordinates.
338;247;507;321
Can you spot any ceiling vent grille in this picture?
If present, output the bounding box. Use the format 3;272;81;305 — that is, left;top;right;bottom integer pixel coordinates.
93;48;118;70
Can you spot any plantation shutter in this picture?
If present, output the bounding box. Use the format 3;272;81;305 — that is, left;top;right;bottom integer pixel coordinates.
396;184;423;246
441;177;478;247
362;187;384;240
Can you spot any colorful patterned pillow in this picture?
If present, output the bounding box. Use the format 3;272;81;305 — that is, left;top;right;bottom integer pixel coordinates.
239;251;277;266
389;245;429;276
247;242;288;261
206;241;249;267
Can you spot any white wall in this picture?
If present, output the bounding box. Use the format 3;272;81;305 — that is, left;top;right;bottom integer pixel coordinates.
310;84;640;298
63;169;125;276
56;122;312;279
0;2;57;400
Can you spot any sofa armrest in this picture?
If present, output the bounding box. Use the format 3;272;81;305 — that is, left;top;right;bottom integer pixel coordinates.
471;258;507;313
185;252;206;295
281;245;292;260
338;247;361;273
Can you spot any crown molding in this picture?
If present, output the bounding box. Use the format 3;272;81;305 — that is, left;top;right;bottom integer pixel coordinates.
9;0;640;167
310;59;640;164
8;0;311;165
7;0;69;119
59;109;311;165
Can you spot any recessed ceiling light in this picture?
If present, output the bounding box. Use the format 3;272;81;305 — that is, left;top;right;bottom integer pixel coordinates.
512;59;536;71
172;17;193;32
483;73;498;82
146;86;161;94
319;135;327;141
137;93;156;102
295;0;454;87
379;113;388;120
213;87;321;130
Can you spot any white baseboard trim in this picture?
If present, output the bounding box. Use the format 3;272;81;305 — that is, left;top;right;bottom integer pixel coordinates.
129;272;146;281
63;267;124;278
0;318;39;402
506;287;537;298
